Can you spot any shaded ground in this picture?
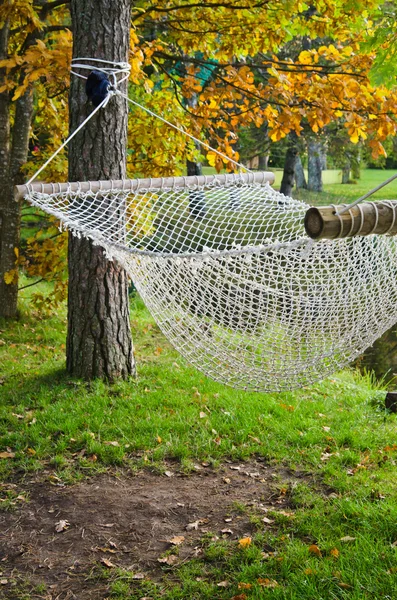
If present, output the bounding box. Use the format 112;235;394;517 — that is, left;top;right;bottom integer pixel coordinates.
0;459;314;599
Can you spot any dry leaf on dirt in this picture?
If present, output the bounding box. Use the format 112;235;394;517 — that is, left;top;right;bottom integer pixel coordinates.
169;536;185;546
101;557;116;568
308;544;322;557
164;471;173;478
238;537;252;548
186;520;200;531
55;520;70;533
262;517;275;524
131;573;145;580
157;555;179;566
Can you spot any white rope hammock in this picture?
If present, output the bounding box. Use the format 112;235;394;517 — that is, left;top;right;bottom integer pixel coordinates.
17;58;397;391
18;173;397;392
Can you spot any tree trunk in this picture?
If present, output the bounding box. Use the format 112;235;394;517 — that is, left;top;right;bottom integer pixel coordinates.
186;93;206;218
280;132;298;196
307;140;323;192
187;152;206;218
342;160;351;184
258;153;268;170
0;15;16;318
295;156;307;189
67;0;135;380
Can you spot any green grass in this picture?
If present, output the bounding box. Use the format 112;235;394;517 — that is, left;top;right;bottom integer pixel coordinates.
2;284;397;597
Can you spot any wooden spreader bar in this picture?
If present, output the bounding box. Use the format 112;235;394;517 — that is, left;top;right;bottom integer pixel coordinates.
305;201;397;240
15;171;275;201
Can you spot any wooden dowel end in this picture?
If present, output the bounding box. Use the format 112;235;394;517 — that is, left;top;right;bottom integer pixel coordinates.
304;201;397;240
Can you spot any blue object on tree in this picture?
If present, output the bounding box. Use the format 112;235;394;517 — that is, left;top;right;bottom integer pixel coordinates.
86;70;110;107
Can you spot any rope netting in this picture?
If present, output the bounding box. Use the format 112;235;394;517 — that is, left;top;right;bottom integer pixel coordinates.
22;174;397;392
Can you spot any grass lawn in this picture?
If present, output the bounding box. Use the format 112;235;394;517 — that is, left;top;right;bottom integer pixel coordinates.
1;279;397;598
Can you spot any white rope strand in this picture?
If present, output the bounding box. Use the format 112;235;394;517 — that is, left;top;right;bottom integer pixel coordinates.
25;95;109;186
116;90;251;173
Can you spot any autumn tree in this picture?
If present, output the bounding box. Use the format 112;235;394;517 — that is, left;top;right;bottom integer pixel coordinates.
0;0;70;318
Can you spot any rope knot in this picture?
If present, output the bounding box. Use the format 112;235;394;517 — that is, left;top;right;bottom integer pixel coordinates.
71;58;131;107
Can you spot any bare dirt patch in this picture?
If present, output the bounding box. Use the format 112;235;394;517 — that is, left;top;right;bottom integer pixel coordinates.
0;459;309;599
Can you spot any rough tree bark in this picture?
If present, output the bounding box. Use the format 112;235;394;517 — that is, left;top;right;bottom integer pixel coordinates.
307;139;323;192
280;132;299;196
295;156;307;189
67;0;135;380
0;15;13;317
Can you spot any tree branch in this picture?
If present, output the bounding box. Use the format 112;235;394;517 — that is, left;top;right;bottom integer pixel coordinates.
132;0;270;21
18;277;45;291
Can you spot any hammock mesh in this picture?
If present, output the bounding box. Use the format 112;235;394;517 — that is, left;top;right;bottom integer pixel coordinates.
24;174;397;392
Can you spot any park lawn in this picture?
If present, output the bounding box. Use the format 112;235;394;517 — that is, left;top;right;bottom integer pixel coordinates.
1;281;397;599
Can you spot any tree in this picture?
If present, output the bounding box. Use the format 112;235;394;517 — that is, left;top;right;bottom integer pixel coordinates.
0;0;70;318
66;0;135;380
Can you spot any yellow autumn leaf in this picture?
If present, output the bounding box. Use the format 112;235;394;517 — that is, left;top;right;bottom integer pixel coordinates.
238;537;252;548
4;269;18;285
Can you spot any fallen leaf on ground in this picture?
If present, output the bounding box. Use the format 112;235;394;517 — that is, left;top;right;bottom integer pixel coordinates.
55;520;70;533
217;581;229;587
169;536;185;546
308;544;322;557
101;557;116;568
340;536;356;543
262;517;275;524
0;452;15;459
230;595;247;600
338;582;353;589
157;555;179;566
221;528;233;535
238;537;252;548
131;573;145;580
257;578;279;588
330;548;340;558
104;441;120;447
199;412;207;419
186;520;200;531
164;471;173;477
238;583;252;590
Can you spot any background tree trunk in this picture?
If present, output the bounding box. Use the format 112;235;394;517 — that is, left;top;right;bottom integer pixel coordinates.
0;16;14;318
67;0;135;380
295;156;307;189
258;153;269;170
280;132;299;196
307;140;323;192
342;159;351;184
